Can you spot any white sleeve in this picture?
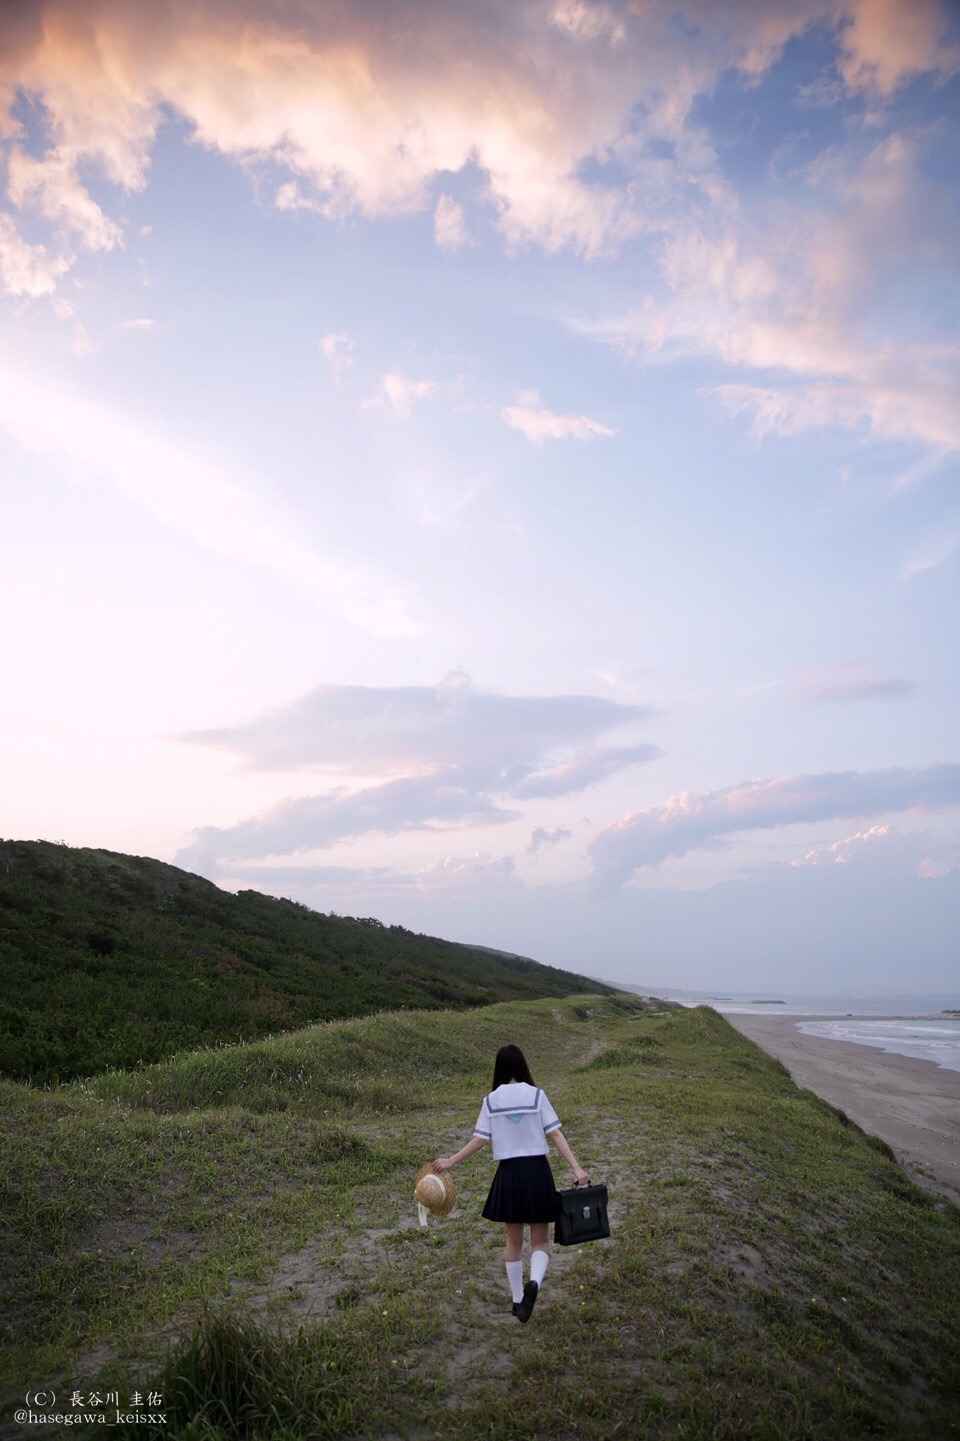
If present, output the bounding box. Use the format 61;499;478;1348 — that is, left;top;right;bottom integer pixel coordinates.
539;1090;562;1134
473;1096;491;1139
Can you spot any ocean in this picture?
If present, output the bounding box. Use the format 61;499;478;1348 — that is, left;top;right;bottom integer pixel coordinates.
660;993;960;1074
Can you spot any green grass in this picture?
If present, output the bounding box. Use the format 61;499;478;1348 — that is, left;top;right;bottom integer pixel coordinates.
0;838;613;1082
1;996;958;1439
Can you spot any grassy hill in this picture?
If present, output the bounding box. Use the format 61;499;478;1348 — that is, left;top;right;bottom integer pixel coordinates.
1;993;957;1439
0;839;613;1084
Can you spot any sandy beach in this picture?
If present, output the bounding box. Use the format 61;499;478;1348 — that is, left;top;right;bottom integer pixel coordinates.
726;1014;960;1206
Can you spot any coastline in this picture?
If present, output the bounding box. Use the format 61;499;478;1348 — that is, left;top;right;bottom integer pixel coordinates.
724;1013;960;1206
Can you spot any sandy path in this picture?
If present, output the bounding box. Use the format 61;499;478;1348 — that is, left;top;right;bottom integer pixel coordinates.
725;1014;960;1205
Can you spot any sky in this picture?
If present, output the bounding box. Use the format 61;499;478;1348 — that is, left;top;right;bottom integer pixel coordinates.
1;0;958;994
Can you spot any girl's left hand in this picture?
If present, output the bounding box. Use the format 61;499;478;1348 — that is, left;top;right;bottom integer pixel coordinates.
432;1157;453;1172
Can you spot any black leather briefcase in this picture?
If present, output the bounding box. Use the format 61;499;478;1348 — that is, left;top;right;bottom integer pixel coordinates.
554;1182;610;1246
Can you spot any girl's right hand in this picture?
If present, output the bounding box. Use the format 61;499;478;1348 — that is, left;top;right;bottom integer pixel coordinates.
574;1169;590;1186
432;1157;453;1172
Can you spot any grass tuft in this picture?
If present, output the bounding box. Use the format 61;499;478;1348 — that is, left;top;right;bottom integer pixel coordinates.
307;1125;403;1183
112;1310;363;1440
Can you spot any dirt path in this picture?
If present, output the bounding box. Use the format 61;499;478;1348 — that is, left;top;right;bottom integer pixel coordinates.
48;1004;658;1426
239;1031;629;1412
246;1143;608;1414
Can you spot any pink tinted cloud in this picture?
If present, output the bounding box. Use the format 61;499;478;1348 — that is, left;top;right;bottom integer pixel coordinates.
713;375;960;454
501;391;617;443
0;213;70;295
791;823;892;866
514;744;660;798
175;676;659;869
588;762;960;893
320;331;356;376
176;773;516;872
4;0;952;298
365;372;437;418
180;674;654;774
434;194;467;251
414;852;516;894
595;129;960;455
528;825;573;854
899;529;960;580
788;676;913;703
838;0;960;96
7;146;122;251
3;0;954;466
0;0;653;267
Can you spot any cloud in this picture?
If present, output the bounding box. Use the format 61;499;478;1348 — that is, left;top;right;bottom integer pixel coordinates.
837;0;960;97
501;390;617;443
0;363;422;638
527;826;573;854
783;820;960;881
176;772;515;872
209;851;524;902
434;194;467;251
899;529;960;580
180;672;653;773
176;673;658;869
588;762;960;893
783;820;960;879
0;213;71;296
916;852;960;880
3;1;954;478
619;836;959;991
589;127;960;457
7;145;123;251
794;73;848;109
791;822;892;865
789;676;913;703
514;743;661;797
211;861;404;893
550;1;626;45
197;824;960;994
6;0;952;301
414;852;517;894
0;0;652;271
713;372;960;455
363;371;436;417
320;331;356;376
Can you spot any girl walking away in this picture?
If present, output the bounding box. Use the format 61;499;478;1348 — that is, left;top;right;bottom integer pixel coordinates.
433;1043;589;1323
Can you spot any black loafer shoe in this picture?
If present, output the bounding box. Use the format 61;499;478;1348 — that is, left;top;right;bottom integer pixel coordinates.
515;1280;539;1323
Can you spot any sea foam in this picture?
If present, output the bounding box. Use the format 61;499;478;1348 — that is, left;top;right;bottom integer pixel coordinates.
795;1018;960;1073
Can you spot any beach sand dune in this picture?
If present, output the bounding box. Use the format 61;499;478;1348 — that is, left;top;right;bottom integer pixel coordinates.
725;1014;960;1206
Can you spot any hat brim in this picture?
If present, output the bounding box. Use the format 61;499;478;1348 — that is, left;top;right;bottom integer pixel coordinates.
416;1162;457;1217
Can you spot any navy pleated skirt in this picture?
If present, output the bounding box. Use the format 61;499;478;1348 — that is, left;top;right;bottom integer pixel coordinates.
482;1154;559;1224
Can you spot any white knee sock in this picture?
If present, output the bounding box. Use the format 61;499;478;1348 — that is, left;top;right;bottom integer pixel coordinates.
506;1260;524;1303
530;1249;549;1288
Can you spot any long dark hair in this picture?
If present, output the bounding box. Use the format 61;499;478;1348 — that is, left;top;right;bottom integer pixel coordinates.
492;1043;534;1089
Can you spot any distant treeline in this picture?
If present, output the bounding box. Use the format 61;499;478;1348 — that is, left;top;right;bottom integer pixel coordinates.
0;840;612;1085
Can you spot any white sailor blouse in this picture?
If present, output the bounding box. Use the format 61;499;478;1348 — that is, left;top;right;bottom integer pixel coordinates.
473;1081;562;1160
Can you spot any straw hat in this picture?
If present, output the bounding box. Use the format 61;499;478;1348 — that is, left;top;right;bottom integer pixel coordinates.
415;1163;457;1226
